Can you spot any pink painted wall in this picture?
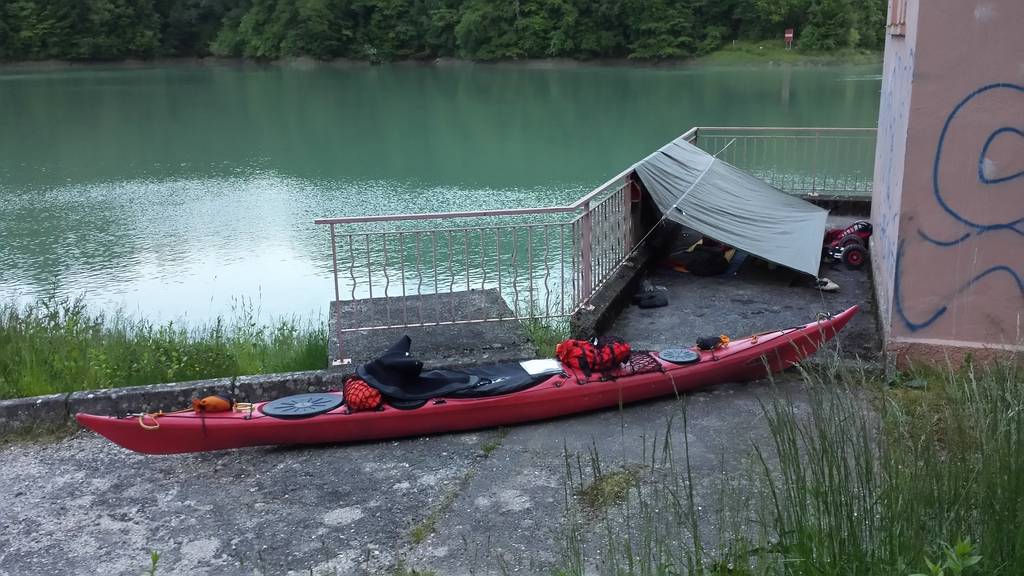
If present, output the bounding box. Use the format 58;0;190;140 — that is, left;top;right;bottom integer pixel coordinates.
873;0;1024;357
870;0;920;337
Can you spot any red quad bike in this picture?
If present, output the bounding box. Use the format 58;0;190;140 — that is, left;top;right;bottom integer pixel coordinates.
823;220;872;269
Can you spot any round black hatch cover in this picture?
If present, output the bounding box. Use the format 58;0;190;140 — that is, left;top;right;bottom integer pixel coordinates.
261;393;344;419
659;348;700;365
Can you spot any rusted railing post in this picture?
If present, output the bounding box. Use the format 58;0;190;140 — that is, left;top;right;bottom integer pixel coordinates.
329;224;349;365
580;200;594;303
623;185;634;254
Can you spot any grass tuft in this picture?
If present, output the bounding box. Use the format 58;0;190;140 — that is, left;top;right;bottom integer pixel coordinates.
576;466;639;511
408;519;435;545
521;316;570;358
410;470;476;544
480;427;508;457
0;422;77;448
391;563;437;576
0;295;327;399
144;550;160;576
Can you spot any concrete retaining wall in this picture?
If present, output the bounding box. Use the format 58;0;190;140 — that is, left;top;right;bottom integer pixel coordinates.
0;351;547;438
0;370;349;438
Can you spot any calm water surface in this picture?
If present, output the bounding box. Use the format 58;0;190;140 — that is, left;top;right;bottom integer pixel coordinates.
0;63;881;323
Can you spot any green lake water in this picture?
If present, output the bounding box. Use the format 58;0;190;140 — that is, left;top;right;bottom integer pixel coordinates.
0;62;881;323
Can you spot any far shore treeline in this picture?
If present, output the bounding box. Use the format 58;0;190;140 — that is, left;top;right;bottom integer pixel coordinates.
0;0;885;63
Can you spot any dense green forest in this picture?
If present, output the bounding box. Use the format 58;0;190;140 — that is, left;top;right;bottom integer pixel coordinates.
0;0;886;62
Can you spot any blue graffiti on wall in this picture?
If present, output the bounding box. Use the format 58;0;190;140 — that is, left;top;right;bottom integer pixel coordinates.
894;83;1024;332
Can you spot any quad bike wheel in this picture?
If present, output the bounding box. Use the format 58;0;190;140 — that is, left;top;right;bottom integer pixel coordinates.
839;234;865;248
842;245;867;270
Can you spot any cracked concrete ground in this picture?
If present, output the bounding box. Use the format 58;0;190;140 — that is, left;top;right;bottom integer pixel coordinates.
0;379;814;576
0;245;878;576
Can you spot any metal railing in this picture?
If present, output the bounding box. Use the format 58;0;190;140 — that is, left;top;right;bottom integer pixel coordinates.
314;164;638;336
692;127;876;198
321;219;577;331
315;126;876;346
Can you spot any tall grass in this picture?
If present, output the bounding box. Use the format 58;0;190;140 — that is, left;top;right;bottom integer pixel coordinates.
558;412;767;576
516;300;572;358
522;316;571;357
555;353;1024;575
0;296;327;399
761;358;1024;575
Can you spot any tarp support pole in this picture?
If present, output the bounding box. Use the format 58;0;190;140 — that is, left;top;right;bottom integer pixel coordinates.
668;159;715;215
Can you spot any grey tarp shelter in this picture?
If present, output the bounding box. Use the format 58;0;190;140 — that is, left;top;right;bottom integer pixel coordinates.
632;135;828;277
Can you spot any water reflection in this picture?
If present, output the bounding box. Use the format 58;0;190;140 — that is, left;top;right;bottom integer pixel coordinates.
0;63;881;322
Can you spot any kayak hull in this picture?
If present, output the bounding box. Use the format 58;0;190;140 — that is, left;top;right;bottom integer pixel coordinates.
77;306;857;454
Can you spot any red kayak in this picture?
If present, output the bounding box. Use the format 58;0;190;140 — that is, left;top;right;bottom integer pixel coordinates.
77;306;857;455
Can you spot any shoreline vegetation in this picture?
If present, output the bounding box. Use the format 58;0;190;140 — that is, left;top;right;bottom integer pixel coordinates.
0;296;328;400
0;295;571;401
1;0;886;66
0;41;882;72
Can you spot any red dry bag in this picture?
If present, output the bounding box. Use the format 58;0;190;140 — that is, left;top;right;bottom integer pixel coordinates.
556;337;631;375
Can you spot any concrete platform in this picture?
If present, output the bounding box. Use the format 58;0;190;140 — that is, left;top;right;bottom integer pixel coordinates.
328;289;537;369
609;258;880;361
0;377;810;576
607;215;880;360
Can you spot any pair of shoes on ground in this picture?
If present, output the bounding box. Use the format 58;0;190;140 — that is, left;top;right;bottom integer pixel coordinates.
815;277;840;292
633;280;669;308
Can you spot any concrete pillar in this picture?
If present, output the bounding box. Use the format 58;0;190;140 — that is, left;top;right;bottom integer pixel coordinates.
871;0;1024;365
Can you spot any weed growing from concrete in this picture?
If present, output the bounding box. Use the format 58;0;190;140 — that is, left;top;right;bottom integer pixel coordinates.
480;427;508;457
577;466;637;509
144;550;160;576
0;422;77;448
391;562;438;576
410;470;476;544
572;443;640;511
0;295;327;399
409;515;438;545
521;316;570;358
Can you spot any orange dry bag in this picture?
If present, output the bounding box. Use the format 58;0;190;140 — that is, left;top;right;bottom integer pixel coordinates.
344;376;382;412
192;394;235;413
